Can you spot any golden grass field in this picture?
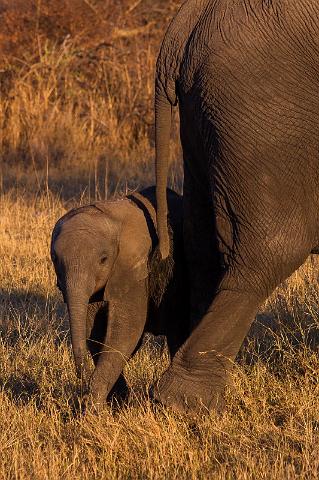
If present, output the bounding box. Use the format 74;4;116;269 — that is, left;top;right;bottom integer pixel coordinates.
1;2;319;478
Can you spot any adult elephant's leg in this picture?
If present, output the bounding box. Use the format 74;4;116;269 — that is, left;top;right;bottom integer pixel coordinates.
154;274;262;412
179;99;226;329
183;184;224;330
165;308;190;359
155;235;310;413
164;265;191;358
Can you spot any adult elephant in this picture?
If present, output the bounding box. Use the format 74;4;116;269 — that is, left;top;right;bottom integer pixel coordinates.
154;0;319;412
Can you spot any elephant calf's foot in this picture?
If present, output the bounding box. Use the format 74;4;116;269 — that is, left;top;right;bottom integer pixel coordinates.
85;374;129;413
153;364;228;414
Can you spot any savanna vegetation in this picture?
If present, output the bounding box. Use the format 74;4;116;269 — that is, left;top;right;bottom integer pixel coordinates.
0;1;319;478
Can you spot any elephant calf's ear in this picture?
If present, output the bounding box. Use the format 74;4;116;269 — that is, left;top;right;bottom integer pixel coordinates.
104;208;151;299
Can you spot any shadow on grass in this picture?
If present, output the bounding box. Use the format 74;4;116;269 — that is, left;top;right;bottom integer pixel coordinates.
0;373;86;418
0;374;41;407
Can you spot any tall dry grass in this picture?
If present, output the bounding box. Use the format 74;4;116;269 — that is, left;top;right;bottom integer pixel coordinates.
1;39;156;198
0;1;182;200
1;1;319;478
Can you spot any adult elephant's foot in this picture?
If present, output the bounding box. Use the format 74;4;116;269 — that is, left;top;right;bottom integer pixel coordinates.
153;361;228;414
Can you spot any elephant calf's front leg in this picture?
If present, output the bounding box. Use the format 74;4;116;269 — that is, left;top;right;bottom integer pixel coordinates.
88;285;148;407
86;302;130;404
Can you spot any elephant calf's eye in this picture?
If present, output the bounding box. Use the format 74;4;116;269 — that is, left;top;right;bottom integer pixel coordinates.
100;255;108;265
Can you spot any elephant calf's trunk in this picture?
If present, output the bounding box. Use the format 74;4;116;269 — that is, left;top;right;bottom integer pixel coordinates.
66;293;90;379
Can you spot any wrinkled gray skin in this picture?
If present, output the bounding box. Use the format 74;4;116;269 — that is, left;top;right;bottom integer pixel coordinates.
51;187;188;406
155;0;319;412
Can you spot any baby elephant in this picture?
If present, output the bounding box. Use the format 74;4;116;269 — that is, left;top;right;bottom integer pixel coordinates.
51;187;188;405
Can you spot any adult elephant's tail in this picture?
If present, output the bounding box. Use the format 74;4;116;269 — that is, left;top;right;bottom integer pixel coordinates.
155;0;207;260
155;79;174;260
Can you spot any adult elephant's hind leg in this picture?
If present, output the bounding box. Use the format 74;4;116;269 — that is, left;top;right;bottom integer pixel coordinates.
154;227;312;414
154;276;262;413
155;229;311;414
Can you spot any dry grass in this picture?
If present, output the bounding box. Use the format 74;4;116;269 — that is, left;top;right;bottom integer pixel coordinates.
1;2;319;478
0;0;182;200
